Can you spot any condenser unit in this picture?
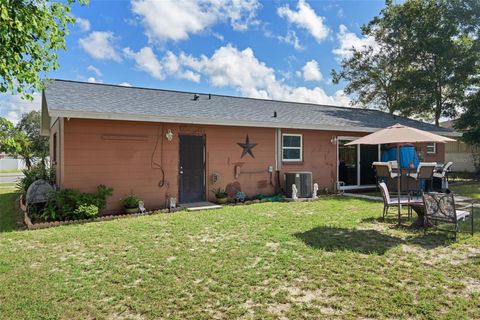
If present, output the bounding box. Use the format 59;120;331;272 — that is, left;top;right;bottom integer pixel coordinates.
285;172;313;198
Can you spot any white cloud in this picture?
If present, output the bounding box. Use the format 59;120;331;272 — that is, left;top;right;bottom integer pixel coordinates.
87;65;102;77
301;60;323;82
118;82;132;87
226;0;260;31
79;31;122;62
277;30;302;50
124;44;350;106
124;47;201;82
171;45;349;105
131;0;260;42
277;0;330;43
124;47;164;79
161;51;201;82
87;77;97;83
75;17;91;32
0;93;41;125
333;24;378;60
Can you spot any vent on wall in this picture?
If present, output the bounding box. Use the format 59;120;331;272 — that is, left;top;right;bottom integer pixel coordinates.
285;172;313;198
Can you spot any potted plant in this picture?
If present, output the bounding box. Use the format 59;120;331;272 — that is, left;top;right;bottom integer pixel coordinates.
122;194;141;214
211;188;228;204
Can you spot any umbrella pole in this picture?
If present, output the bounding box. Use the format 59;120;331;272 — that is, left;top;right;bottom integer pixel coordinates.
397;145;401;225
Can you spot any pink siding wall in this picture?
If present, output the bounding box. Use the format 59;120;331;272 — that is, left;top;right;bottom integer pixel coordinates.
56;118;445;212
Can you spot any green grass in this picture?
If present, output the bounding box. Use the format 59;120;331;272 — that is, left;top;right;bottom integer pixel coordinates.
0;169;21;173
0;188;23;232
0;191;479;319
450;181;480;199
0;183;15;187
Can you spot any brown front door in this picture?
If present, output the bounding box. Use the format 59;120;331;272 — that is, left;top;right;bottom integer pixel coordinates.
179;135;205;203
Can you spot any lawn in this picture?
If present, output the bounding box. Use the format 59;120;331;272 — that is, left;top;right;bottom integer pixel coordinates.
0;190;479;319
451;181;480;199
0;169;21;173
0;188;24;232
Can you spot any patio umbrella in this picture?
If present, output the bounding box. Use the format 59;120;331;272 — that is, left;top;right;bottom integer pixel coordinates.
346;123;455;225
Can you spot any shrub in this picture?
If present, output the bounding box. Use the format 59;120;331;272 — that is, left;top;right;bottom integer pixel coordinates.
211;188;228;198
16;162;55;201
94;185;113;211
122;194;140;209
73;203;99;218
38;185;113;222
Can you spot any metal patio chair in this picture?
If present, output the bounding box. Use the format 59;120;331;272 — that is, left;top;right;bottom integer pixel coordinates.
422;192;474;239
433;161;453;191
378;182;417;219
407;162;437;194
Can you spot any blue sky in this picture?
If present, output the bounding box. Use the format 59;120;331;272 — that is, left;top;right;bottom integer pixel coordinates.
0;0;386;124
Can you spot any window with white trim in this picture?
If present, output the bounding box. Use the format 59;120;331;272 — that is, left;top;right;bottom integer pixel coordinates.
282;134;302;161
426;143;436;154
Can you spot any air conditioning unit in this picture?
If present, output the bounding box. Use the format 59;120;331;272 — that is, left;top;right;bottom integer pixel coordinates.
285;172;313;198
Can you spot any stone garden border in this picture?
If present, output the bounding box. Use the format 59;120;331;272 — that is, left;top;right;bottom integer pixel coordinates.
19;196;185;230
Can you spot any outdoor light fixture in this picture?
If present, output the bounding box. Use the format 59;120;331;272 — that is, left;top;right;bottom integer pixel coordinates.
330;136;337;145
165;129;173;141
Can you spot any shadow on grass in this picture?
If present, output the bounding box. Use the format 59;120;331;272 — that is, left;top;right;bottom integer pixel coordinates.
294;226;402;255
0;191;24;233
360;217;453;248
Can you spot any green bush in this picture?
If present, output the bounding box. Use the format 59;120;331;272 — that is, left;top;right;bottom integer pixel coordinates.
73;203;99;218
122;194;140;209
38;185;113;222
211;188;228;198
16;162;55;201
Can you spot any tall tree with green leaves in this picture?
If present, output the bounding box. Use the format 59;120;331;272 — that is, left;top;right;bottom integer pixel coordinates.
332;35;405;114
452;0;480;153
17;111;49;164
0;118;30;158
0;0;87;99
333;0;479;126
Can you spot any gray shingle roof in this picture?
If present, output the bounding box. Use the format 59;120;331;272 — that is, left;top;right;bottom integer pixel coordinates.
44;79;457;136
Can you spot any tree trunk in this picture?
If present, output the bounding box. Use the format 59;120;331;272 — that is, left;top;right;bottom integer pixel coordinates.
435;82;442;127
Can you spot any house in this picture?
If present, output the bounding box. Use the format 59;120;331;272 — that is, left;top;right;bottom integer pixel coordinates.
440;120;478;173
41;80;458;212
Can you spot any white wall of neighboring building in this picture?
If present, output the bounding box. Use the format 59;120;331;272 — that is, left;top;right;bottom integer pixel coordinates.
0;158;26;171
445;141;477;173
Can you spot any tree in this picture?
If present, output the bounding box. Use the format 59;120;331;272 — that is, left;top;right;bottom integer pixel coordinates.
0;112;48;168
333;0;479;126
450;0;480;146
0;0;87;99
332;36;405;114
0;117;30;158
382;0;477;126
16;110;49;161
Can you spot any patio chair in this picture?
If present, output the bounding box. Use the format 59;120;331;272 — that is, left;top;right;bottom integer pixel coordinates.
422;192;474;239
433;162;453;191
407;162;437;193
373;162;399;184
378;182;416;219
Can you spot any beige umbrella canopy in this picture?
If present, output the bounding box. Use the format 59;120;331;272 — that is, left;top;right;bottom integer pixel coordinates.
346;123;455;225
345;123;455;146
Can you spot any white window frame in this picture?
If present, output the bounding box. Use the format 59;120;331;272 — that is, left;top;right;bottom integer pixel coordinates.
426;143;436;154
282;133;303;162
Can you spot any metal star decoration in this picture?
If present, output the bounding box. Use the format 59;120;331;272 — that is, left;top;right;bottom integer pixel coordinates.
237;134;257;158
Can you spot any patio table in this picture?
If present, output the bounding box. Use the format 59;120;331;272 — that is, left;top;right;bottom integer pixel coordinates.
407;202;432;229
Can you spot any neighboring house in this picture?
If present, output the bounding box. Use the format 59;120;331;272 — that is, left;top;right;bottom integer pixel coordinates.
440;120;477;173
41;80;457;212
0;153;26;171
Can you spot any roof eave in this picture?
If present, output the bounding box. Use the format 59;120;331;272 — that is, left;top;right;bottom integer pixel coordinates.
48;109;460;137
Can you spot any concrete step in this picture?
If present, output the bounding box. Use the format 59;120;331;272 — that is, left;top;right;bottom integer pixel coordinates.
179;202;223;211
